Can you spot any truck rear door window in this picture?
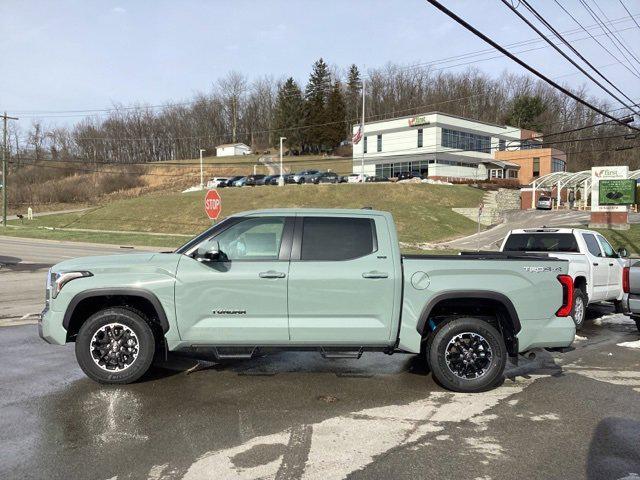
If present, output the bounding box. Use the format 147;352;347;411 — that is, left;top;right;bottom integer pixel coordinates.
300;217;376;261
503;233;579;252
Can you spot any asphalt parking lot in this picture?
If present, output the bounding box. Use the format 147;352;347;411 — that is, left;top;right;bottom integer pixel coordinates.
1;237;640;480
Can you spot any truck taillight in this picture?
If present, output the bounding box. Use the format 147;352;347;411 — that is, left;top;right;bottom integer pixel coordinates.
556;274;574;317
623;267;630;294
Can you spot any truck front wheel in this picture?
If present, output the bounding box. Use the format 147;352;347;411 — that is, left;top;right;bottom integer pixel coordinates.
428;317;506;393
75;307;156;384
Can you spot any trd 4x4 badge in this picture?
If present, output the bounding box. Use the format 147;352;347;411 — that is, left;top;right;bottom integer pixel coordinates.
523;266;563;273
213;309;247;315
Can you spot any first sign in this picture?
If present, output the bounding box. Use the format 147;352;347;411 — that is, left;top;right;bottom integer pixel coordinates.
204;189;222;220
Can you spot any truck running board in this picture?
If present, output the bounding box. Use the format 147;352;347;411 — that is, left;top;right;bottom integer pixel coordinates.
319;347;364;359
213;347;257;360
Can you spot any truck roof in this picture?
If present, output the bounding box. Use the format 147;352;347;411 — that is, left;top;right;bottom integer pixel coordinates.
234;208;391;217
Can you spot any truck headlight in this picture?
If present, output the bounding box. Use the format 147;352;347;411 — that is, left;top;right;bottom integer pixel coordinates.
48;270;93;299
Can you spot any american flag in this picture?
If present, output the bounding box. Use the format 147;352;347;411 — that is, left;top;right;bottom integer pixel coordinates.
352;124;363;144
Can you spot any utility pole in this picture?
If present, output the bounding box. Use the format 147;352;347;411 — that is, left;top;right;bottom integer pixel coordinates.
2;112;19;227
278;137;286;187
360;79;366;182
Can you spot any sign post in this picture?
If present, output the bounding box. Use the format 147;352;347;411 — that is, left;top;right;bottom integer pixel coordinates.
477;202;484;251
204;189;222;221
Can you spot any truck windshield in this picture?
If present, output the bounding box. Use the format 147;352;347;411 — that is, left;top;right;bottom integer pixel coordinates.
503;233;579;253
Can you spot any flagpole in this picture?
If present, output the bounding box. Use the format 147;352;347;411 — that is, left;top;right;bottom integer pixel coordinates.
360;78;366;181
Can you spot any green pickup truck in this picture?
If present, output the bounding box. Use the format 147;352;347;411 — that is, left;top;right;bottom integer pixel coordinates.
39;208;575;392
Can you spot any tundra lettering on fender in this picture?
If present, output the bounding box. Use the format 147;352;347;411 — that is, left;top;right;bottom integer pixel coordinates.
40;208;576;393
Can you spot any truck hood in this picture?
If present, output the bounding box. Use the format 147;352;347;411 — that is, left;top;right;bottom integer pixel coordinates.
51;252;180;274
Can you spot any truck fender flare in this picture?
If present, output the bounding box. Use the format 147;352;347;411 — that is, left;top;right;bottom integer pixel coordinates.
62;288;170;333
415;290;522;335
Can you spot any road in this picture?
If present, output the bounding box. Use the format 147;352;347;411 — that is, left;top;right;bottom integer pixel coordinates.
1;236;640;479
444;210;640;251
0;236;160;322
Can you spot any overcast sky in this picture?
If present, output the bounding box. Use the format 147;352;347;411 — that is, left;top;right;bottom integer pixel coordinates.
2;0;640;129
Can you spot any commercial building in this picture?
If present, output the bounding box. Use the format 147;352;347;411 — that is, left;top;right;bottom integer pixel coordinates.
494;147;567;185
216;143;252;157
351;112;566;184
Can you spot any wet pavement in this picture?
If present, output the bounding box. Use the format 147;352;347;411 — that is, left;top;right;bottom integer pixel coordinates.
1;307;639;480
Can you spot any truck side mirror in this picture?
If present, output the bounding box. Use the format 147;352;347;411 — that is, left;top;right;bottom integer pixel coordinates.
617;247;629;258
196;239;221;261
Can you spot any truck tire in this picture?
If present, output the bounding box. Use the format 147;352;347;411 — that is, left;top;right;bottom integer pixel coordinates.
572;288;588;330
75;307;156;384
613;300;624;314
428;317;506;393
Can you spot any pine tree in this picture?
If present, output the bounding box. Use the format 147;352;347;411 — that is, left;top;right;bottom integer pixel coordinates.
504;95;547;131
303;58;331;152
326;80;347;148
345;64;362;136
273;78;304;150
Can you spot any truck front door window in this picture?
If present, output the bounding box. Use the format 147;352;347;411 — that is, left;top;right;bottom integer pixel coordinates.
214;217;285;260
597;235;616;258
582;233;602;257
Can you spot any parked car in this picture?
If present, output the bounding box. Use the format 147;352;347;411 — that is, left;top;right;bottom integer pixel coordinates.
396;171;421;181
621;258;640;332
267;174;296;185
366;176;390;183
536;195;553;210
501;227;628;329
233;177;248;187
258;175;279;186
293;170;321;184
223;176;244;187
206;177;228;188
313;172;340;184
338;175;349;183
244;174;266;186
347;173;369;183
40;208;575;392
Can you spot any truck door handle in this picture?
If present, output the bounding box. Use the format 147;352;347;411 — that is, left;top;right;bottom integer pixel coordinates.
362;271;389;279
593;262;599;266
259;270;286;279
609;263;614;266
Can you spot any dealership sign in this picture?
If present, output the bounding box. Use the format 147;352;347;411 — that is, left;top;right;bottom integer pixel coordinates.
591;166;629;212
408;115;429;127
599;179;637;206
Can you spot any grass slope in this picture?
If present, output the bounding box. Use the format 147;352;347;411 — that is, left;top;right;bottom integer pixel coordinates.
3;183;484;248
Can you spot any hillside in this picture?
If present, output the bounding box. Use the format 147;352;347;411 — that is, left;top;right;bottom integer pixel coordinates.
3;183;485;248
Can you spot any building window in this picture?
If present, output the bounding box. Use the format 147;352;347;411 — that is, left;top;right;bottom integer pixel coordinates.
521;140;542;150
441;128;491;153
499;139;506;151
552;158;565;172
532;157;540;177
377;134;382;152
490;169;504;179
363;136;367;154
417;129;423;148
508;170;518;179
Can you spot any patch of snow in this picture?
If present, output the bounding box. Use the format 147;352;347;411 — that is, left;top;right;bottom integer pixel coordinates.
618;340;640;349
530;413;560;422
574;335;587;341
593;314;634;326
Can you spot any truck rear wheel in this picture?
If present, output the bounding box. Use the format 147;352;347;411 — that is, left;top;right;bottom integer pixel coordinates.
75;307;155;384
572;288;588;330
428;317;506;393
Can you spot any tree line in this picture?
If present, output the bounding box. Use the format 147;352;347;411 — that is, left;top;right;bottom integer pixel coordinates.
7;58;640;170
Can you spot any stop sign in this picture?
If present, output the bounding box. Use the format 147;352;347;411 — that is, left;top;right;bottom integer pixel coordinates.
204;189;222;220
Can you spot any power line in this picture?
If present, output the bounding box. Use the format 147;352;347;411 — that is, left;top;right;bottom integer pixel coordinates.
507;0;640;115
579;0;640;75
619;0;640;31
590;0;640;65
553;0;640;79
424;0;640;132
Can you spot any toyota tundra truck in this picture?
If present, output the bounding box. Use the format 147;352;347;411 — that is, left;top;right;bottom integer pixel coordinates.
39;208;575;392
501;228;628;329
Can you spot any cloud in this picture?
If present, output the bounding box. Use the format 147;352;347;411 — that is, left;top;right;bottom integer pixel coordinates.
112;6;126;14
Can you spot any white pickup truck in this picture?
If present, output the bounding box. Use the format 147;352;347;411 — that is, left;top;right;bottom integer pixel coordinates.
500;228;628;328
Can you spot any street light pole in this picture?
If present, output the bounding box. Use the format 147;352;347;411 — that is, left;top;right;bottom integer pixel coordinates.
279;137;286;187
2;112;19;228
199;149;205;189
